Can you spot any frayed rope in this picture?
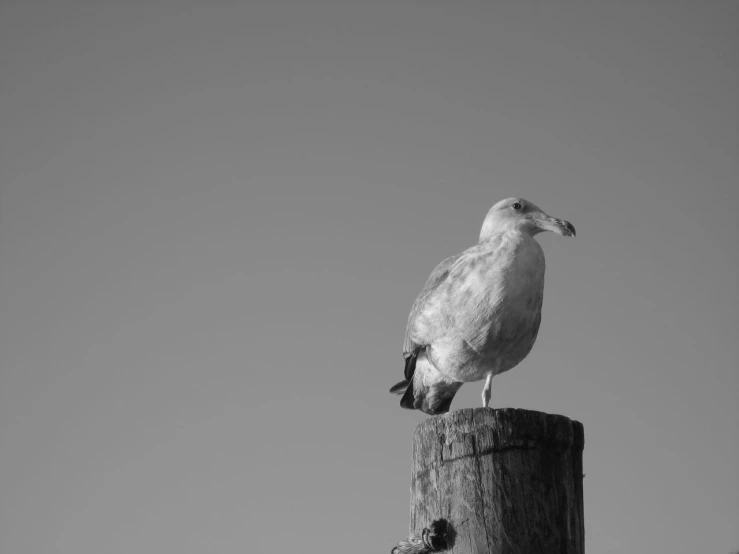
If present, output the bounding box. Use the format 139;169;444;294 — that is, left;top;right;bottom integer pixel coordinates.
391;519;449;554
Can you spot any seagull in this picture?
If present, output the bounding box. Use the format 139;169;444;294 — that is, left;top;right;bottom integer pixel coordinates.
390;197;575;415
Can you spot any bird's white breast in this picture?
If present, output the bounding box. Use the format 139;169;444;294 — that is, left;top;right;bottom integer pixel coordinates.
427;231;546;381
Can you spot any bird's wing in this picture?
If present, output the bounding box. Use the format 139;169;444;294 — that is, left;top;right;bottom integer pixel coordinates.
406;234;508;356
403;254;459;357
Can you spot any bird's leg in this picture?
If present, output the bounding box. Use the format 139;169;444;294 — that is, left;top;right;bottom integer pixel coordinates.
481;373;493;408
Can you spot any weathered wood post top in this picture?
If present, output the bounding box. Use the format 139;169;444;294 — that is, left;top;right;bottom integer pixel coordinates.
398;407;584;554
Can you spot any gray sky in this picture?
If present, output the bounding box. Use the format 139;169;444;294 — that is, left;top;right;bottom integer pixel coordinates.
1;1;737;553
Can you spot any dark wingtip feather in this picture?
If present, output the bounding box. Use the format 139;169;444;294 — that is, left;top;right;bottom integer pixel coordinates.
400;382;416;410
389;380;409;395
394;351;462;414
403;352;418;381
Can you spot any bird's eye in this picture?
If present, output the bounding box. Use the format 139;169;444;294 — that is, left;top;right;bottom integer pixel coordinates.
511;202;522;210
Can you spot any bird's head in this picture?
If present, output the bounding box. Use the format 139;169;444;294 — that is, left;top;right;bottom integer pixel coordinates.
479;198;576;242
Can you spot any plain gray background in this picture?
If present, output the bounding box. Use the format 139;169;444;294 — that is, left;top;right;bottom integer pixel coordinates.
1;2;737;553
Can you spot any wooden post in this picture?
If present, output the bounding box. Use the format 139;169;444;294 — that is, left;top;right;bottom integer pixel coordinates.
396;408;584;554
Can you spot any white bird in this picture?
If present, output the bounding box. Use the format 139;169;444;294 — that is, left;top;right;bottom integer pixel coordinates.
390;198;575;415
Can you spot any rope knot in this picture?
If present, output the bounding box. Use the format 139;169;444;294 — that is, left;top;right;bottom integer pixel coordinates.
391;519;449;553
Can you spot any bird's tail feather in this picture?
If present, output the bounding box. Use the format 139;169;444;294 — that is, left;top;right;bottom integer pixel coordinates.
389;352;462;415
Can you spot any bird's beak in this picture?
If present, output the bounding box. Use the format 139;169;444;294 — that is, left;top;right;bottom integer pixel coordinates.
534;214;576;237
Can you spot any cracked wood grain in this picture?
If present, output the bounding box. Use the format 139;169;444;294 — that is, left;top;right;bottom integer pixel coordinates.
408;408;584;554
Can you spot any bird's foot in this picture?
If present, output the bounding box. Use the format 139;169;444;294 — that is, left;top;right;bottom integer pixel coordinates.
481;373;493;408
